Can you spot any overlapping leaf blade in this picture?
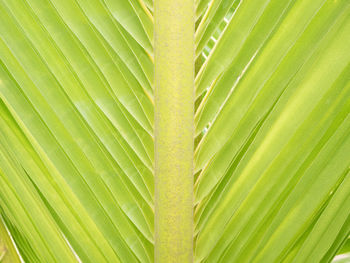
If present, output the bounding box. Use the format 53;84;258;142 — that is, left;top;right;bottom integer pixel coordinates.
194;0;350;262
0;0;154;261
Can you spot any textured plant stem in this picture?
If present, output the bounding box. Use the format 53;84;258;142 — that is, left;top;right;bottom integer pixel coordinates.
0;217;20;263
154;0;195;260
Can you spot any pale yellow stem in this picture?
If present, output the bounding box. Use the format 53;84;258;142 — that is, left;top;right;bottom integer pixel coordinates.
154;0;195;260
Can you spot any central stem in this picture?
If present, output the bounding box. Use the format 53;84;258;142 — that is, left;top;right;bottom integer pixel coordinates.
154;0;195;260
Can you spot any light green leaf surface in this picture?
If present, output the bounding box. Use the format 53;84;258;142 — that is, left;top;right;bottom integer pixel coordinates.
0;0;154;261
194;0;350;261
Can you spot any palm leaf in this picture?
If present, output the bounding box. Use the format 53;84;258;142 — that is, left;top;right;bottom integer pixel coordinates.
0;0;154;261
0;0;349;262
193;0;350;261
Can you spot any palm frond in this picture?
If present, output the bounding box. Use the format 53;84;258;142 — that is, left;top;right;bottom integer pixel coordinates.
0;0;349;262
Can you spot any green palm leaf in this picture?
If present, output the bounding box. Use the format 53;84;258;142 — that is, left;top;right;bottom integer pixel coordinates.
0;0;349;262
